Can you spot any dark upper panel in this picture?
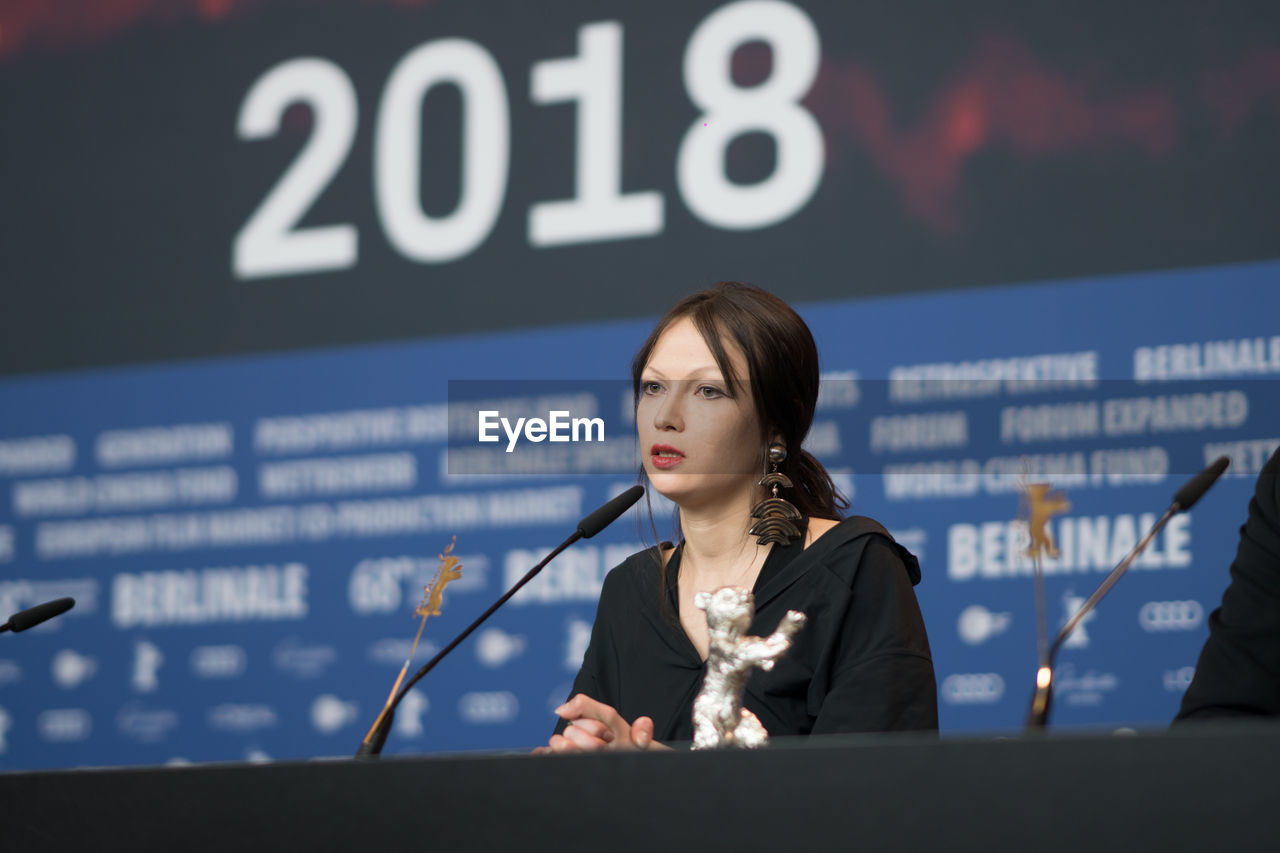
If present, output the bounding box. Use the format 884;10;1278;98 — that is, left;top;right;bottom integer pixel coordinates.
2;0;1278;376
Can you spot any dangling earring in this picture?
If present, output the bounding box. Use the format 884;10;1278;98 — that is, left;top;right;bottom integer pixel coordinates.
750;443;802;546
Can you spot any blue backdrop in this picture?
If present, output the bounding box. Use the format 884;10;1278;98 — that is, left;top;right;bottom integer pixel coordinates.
2;259;1278;768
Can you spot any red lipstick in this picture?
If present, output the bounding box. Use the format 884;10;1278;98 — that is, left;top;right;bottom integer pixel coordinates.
650;444;685;469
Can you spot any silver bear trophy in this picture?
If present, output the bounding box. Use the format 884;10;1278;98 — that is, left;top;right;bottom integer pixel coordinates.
691;586;806;749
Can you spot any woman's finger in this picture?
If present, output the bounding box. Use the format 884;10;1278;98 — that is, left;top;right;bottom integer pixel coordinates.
631;716;654;749
547;733;580;753
561;723;609;751
566;718;614;742
555;694;621;729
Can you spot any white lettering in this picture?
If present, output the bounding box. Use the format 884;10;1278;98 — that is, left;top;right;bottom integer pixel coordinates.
1134;336;1280;381
1103;391;1249;437
97;423;233;468
886;448;1178;501
255;405;448;455
15;467;238;517
981;453;1088;494
1165;514;1191;567
549;411;570;442
506;542;638;604
1056;665;1118;705
948;525;978;581
473;410;608;452
35;488;581;559
257;453;415;499
111;563;308;627
503;416;526;452
444;442;636;478
1088;447;1168;486
0;435;75;477
947;513;1192;580
1000;402;1099;444
889;352;1098;402
1204;438;1280;479
347;555;444;615
884;454;1092;501
870;412;968;452
816;373;859;410
477;411;500;442
573;416;605;442
803;420;842;457
884;461;982;499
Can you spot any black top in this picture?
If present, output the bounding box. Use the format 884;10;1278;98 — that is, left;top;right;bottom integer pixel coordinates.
557;516;938;743
1176;446;1280;720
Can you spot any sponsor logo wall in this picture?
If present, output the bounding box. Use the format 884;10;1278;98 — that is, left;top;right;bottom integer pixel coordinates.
1;262;1277;768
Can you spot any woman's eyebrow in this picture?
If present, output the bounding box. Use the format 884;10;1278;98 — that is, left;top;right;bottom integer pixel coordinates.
643;365;724;381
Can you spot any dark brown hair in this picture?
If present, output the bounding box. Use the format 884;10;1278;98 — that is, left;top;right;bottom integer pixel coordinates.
631;282;848;524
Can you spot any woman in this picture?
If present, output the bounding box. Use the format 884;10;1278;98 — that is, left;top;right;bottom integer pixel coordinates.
541;283;936;752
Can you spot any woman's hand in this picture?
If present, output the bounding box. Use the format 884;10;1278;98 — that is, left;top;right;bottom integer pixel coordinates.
534;694;668;753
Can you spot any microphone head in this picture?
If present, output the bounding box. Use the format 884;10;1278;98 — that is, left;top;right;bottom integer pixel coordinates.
1173;456;1230;512
578;485;644;539
8;597;75;633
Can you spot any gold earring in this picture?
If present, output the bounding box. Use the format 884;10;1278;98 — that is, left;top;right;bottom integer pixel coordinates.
750;443;801;545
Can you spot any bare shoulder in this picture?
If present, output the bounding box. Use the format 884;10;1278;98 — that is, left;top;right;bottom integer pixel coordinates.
804;517;841;549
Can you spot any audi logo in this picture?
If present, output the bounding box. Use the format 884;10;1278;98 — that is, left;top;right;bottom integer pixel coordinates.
458;691;519;724
1138;600;1203;631
940;673;1005;705
190;645;247;678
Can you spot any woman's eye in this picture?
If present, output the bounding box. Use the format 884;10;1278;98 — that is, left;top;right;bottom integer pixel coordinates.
696;385;725;399
642;381;664;395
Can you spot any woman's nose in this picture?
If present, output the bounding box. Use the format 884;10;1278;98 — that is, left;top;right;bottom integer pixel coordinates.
653;389;684;431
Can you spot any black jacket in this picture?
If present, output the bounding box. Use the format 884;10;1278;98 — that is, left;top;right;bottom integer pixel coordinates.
1176;446;1280;720
557;516;938;743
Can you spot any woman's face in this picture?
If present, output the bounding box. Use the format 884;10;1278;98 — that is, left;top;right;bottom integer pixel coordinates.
637;317;763;510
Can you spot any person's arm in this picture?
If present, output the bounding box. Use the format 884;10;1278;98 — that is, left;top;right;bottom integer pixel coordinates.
1176;448;1280;720
810;537;939;734
536;567;666;753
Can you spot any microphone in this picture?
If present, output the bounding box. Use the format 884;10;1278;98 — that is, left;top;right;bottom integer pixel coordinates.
1173;455;1230;511
577;487;644;538
1;597;75;634
1025;457;1230;729
356;485;644;757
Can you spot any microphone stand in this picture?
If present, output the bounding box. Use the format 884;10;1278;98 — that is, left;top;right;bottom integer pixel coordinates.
356;533;582;757
1025;457;1230;729
1026;507;1174;728
356;485;644;758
